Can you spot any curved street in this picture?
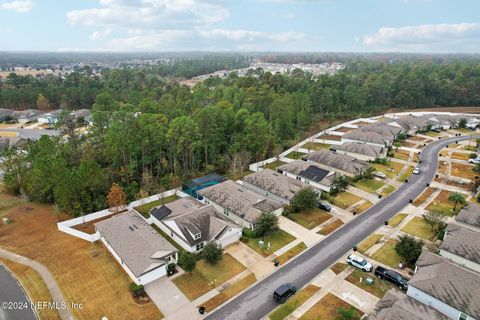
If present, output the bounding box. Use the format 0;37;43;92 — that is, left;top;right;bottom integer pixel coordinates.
206;134;476;320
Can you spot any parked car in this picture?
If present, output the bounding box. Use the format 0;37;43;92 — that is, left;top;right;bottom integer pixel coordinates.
374;171;387;179
318;201;332;212
412;167;421;175
374;266;408;291
346;254;372;272
273;283;297;303
468;158;480;164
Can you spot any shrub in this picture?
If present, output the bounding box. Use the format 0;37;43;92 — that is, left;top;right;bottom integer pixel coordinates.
256;212;279;238
291;187;319;212
203;242;223;264
129;283;145;297
242;228;258;238
178;251;196;274
469;153;478;159
395;234;423;267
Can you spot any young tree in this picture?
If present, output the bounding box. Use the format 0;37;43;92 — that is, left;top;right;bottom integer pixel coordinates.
448;192;466;212
202;242;223;265
291;187;319;213
336;306;356;320
107;183;126;213
36;93;50;111
395;234;424;267
256;212;279;238
458;118;467;129
178;252;196;274
423;210;446;232
331;175;350;195
393;141;401;151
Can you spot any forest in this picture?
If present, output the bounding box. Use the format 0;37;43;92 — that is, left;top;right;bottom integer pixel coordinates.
2;58;480;217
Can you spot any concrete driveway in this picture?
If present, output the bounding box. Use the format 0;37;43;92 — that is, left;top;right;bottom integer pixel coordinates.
145;277;199;320
225;243;275;280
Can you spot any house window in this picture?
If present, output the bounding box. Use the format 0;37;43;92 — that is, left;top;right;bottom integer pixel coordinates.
205;200;209;204
459;313;469;320
165;256;171;262
194;233;201;240
170;231;174;237
223;209;229;216
296;176;301;181
196;243;204;251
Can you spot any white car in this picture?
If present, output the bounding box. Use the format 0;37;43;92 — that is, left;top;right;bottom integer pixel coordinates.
374;171;387;179
468;158;480;164
346;254;373;272
412;167;421;175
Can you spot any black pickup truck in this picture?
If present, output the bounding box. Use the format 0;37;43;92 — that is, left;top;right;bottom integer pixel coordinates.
374;266;408;291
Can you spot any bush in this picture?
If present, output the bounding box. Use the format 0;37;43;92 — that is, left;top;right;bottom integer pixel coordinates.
203;242;223;264
242;228;258;238
256;212;279;237
470;153;478;159
129;283;145;297
395;234;423;267
167;263;176;275
291;187;319;212
178;251;196;274
373;158;388;165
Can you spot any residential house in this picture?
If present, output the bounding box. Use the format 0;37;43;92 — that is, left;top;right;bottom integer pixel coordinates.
360;123;405;140
12;109;42;124
0;108;14;122
302;149;369;178
440;224;480;273
341;130;391;148
70;109;92;125
408;250;480;320
389;115;431;135
37;110;62;125
95;210;178;285
455;203;480;234
197;180;284;230
149;197;242;253
429;114;458;130
368;288;449;320
277;160;336;192
242;169;310;205
331;142;387;161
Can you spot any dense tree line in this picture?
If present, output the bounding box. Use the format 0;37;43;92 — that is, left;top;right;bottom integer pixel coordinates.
2;59;480;217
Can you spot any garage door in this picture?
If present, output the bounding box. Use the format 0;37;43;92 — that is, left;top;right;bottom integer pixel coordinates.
219;232;240;247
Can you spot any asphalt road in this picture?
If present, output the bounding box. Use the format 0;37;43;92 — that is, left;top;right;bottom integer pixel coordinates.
206;135;475;320
0;265;37;320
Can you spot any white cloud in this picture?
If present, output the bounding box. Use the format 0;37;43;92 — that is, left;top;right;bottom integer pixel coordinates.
0;0;34;13
90;28;112;40
363;23;480;51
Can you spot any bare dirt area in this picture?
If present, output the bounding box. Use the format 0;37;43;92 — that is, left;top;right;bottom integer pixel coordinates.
0;202;162;320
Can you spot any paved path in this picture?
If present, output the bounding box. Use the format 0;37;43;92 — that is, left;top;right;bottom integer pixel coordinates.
205;135;476;320
0;248;74;320
0;264;37;320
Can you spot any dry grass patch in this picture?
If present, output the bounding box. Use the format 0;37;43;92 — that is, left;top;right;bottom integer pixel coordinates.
270;285;320;320
301;142;332;151
202;273;256;312
401;141;416;148
0;203;162;320
300;293;363;320
357;234;383;254
397;166;414;182
380;185;396;197
393;150;410;161
330;192;362;209
388;214;407;227
354;179;385;194
413;187;437;206
426;190;457;216
354;201;373;214
334;127;354;133
371;239;402;269
451;152;471;161
173;254;246;301
346;269;393;299
401;217;437;241
318;134;342;141
318;219;344;235
372;162;404;179
285;151;307;160
287;209;332;229
72;212;118;234
330;262;349;275
451;162;478;180
263;160;287;170
276;242;307;265
0;258;61;320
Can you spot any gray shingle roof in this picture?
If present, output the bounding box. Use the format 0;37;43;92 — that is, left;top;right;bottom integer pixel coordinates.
342;130;388;145
95;211;177;277
277;160;334;185
456;203;480;229
440;224;480;264
243;169;309;201
198;180;283;223
368;288;449;320
412;250;480;319
303;150;369;175
360;123;405;140
333;142;385;158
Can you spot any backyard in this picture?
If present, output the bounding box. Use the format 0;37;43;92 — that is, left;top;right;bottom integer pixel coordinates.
301;142;332;151
285;151;307;160
263;160;287;170
134;194;179;218
241;230;296;257
287;208;332;229
172;253;246;301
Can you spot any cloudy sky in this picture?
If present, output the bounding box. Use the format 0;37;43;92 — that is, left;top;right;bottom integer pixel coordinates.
0;0;479;52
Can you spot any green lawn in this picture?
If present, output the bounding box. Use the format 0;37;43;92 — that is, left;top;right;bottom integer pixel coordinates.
372;162;404;179
134;194;179;218
354;179;385;194
401;217;437;241
346;269;393;298
371;239;402;269
269;285;320;320
285;151;307;160
301;142;332;151
242;230;296;257
425;190;458;216
380;185;396;197
287;208;332;229
357;234;383;254
397;166;414;182
330;192;362;209
276;242;307;265
388;214;407;227
263;160;287;171
173;254;246;301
